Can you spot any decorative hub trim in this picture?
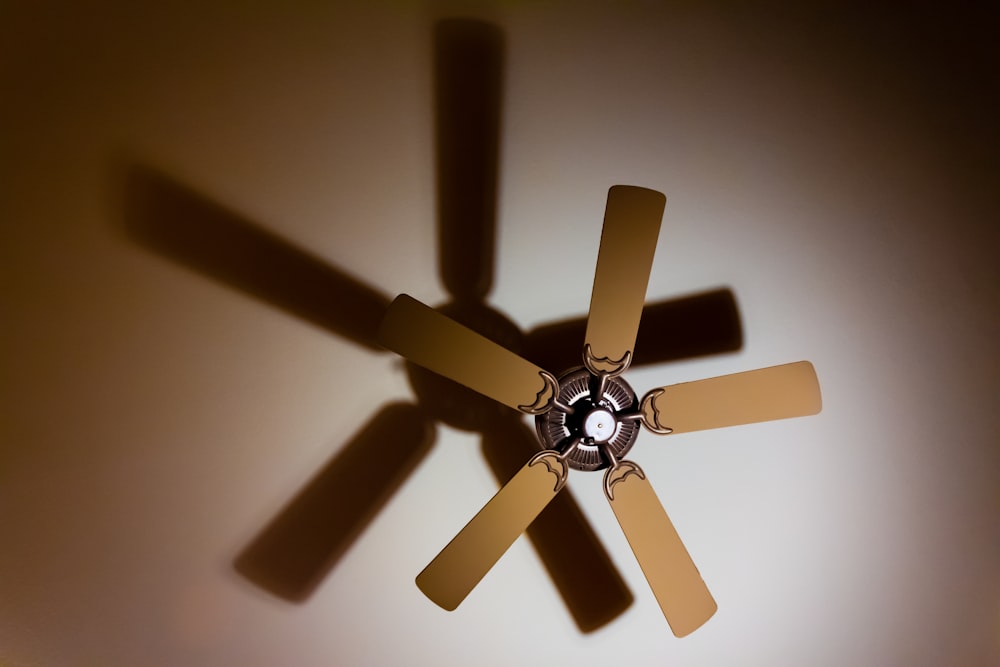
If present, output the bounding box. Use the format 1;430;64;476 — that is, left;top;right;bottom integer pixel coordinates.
535;367;640;471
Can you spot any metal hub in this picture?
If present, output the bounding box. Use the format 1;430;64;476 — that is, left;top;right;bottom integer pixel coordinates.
535;367;640;471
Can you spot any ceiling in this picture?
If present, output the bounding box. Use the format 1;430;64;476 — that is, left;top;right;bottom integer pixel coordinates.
2;2;997;665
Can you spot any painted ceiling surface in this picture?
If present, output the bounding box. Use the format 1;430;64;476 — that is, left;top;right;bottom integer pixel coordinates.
2;2;997;666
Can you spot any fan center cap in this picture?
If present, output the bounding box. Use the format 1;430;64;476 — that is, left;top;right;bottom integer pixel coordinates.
583;408;616;442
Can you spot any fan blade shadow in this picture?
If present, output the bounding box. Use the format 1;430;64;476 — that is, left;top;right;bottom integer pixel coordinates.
480;415;633;633
434;18;502;302
523;289;743;375
121;165;390;351
235;403;435;601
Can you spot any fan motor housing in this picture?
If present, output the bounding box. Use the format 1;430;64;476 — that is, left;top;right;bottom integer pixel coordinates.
535;367;640;471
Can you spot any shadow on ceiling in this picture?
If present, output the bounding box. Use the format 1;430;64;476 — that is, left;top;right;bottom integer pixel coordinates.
117;18;743;634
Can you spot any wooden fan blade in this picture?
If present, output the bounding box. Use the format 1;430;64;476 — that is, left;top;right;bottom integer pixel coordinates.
641;361;822;435
378;294;557;414
604;461;716;637
583;185;665;375
480;417;633;632
416;451;569;610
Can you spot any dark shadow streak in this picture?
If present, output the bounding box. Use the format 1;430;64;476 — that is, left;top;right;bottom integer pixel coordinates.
523;289;743;374
435;19;501;303
234;403;435;601
121;165;389;351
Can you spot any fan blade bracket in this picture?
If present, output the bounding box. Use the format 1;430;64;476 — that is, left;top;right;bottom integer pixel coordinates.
583;344;632;377
378;294;558;415
517;370;560;415
604;460;717;637
638;387;674;435
416;450;569;611
603;458;647;500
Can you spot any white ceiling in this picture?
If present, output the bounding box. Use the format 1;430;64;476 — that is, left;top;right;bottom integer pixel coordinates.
2;2;997;666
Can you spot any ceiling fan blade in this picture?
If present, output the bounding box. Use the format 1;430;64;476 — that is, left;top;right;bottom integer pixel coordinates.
480;417;632;632
583;185;666;375
640;361;822;435
416;451;569;610
604;460;716;637
379;294;557;414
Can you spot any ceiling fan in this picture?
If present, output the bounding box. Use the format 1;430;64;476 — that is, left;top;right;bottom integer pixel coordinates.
378;185;822;637
121;17;800;637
